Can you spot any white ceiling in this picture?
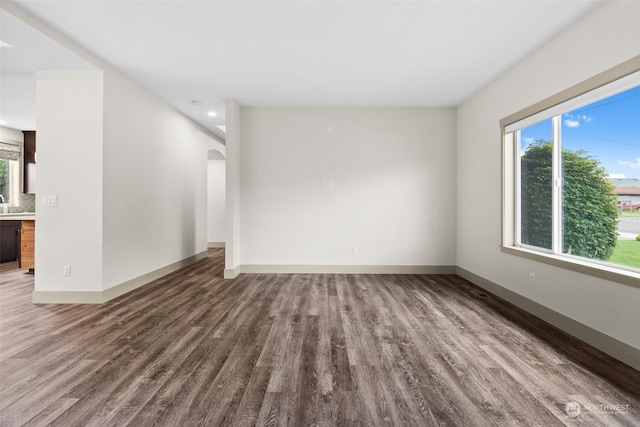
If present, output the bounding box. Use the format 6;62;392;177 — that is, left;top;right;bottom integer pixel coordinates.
0;8;97;131
1;0;602;140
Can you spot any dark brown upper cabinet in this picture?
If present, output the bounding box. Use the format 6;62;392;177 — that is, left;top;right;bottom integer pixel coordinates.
22;131;36;194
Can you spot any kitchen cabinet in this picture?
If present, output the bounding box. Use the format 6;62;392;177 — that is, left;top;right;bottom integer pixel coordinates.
20;220;35;270
23;131;36;194
0;220;20;263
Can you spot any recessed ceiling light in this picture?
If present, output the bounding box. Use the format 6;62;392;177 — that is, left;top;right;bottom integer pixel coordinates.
208;111;217;117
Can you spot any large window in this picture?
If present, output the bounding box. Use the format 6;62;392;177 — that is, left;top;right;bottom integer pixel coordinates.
502;61;640;285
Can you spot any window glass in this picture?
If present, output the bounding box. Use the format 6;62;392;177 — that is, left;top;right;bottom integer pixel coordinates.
0;159;13;204
561;87;640;263
519;119;553;250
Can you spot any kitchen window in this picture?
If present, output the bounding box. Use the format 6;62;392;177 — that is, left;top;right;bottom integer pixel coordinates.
0;142;21;206
501;58;640;287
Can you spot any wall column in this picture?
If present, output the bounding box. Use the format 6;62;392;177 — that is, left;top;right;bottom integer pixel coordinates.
224;99;241;278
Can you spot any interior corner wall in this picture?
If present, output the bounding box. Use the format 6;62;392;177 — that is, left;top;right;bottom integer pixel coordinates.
207;159;226;243
101;68;217;290
225;99;241;272
35;70;104;292
237;107;456;267
456;0;640;349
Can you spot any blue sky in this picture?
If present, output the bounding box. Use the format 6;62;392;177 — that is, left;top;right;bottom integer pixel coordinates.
520;85;640;179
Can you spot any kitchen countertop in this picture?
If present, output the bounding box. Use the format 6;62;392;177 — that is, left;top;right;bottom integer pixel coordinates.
0;213;36;221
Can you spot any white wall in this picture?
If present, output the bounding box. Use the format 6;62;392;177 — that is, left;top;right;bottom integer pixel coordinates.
16;1;223;301
101;68;221;290
457;1;640;349
34;69;223;296
35;70;104;292
237;107;456;267
207;157;226;244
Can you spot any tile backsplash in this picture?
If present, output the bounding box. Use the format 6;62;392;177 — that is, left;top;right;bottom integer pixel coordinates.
21;194;35;212
7;193;36;213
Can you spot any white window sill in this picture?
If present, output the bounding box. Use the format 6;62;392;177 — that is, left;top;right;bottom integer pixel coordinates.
501;245;640;289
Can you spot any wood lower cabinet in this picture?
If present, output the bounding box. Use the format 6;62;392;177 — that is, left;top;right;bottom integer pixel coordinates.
20;220;35;269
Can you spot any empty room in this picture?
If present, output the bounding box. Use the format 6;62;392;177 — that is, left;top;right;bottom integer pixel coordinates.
0;0;639;426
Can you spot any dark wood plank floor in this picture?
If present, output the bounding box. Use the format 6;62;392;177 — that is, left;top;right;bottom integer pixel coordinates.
1;249;639;426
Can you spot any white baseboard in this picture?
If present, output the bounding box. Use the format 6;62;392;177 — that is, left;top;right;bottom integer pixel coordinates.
32;250;209;304
224;268;238;279
207;242;225;248
223;264;456;279
31;291;105;304
456;267;640;371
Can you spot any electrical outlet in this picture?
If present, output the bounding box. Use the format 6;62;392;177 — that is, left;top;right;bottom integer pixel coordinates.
63;265;71;276
529;272;535;285
328;124;334;134
352;246;359;255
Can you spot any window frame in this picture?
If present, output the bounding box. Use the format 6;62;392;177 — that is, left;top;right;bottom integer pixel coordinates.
501;56;640;288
